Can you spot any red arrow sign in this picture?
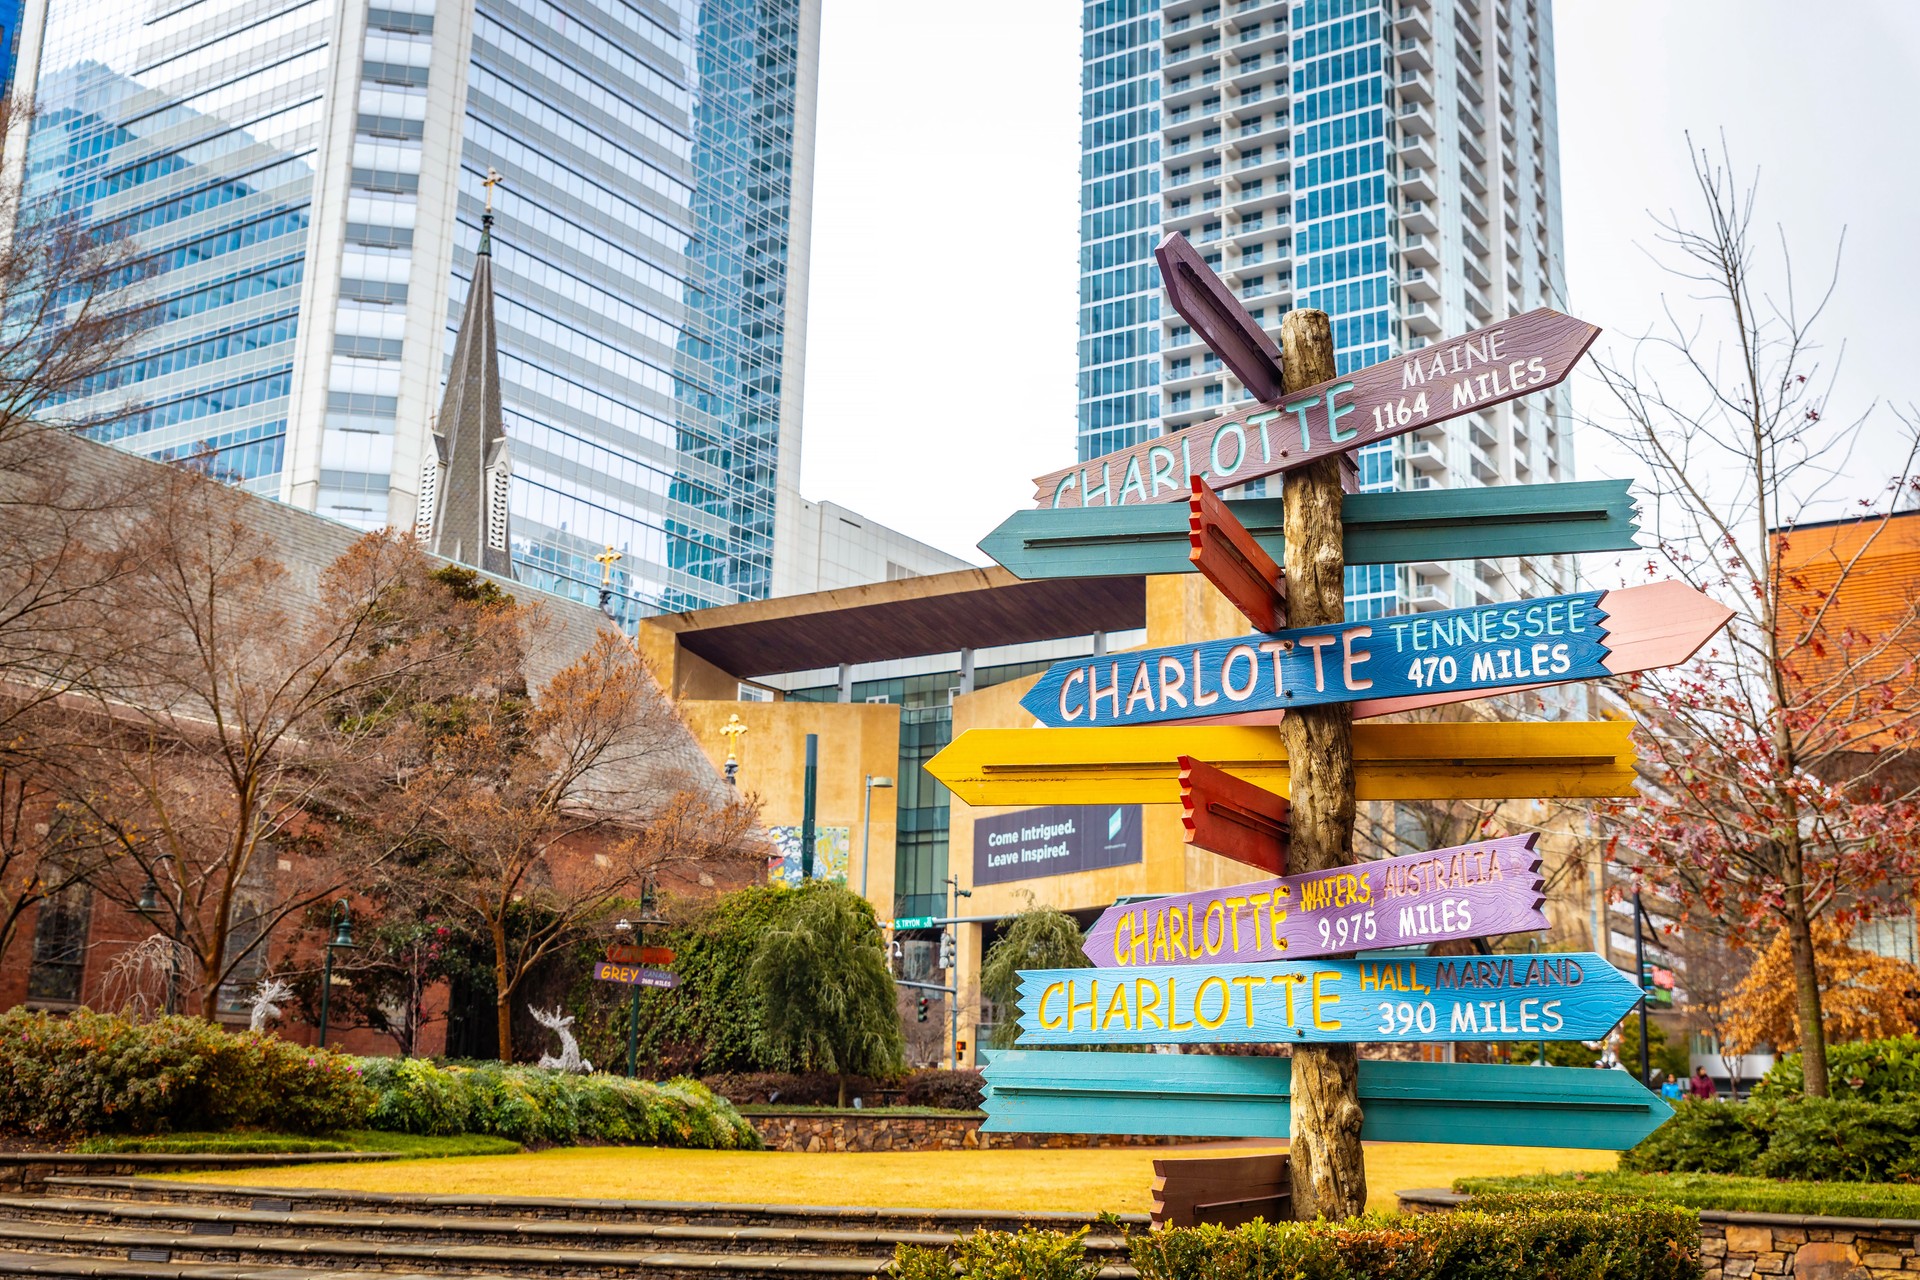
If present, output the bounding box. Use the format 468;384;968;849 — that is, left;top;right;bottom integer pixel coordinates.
1033;308;1600;509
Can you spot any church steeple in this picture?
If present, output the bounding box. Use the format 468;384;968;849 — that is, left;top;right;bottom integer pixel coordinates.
415;168;513;579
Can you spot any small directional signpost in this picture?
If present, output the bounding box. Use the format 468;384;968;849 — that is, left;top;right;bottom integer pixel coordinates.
939;232;1722;1220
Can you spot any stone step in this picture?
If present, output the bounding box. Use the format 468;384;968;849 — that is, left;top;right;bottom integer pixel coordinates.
44;1180;1147;1237
0;1197;1130;1261
0;1251;519;1279
0;1220;903;1279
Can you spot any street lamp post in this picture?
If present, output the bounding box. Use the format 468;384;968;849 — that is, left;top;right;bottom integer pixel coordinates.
623;875;664;1079
945;875;971;1070
860;775;894;900
318;899;355;1048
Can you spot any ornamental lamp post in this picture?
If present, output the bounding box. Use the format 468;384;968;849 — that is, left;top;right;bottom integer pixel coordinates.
860;775;894;900
318;899;355;1048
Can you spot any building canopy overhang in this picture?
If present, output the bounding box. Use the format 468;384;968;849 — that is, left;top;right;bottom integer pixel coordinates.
649;567;1146;679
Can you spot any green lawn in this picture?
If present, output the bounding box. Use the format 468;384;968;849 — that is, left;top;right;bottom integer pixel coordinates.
78;1131;520;1158
167;1141;1615;1215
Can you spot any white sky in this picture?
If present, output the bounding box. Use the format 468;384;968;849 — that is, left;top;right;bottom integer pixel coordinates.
797;2;1920;566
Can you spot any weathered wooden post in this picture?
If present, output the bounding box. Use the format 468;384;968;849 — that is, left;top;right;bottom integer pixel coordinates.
1276;308;1366;1220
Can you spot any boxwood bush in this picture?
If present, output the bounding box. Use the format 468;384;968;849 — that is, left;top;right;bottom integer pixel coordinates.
890;1192;1700;1280
358;1057;759;1149
0;1009;371;1137
1755;1036;1920;1101
1622;1093;1920;1182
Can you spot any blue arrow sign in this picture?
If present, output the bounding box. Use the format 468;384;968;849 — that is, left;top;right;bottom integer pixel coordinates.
1013;953;1640;1046
979;1050;1673;1150
1021;589;1612;727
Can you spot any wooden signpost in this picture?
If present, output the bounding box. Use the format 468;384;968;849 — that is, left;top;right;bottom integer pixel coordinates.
1012;953;1638;1047
979;479;1642;580
1019;580;1731;729
956;237;1705;1217
1032;309;1600;510
1083;835;1545;967
980;1050;1674;1150
927;721;1640;807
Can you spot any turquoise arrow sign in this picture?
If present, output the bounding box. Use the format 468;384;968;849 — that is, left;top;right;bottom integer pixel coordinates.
1014;953;1640;1046
980;479;1639;580
980;1050;1673;1150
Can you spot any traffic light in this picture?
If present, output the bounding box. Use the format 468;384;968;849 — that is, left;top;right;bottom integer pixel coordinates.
938;931;955;971
916;996;929;1023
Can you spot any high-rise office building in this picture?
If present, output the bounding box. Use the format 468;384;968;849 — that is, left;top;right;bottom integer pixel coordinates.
1078;0;1571;616
15;0;820;617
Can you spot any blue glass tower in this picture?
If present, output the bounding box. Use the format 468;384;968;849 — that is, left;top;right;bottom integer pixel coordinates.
1077;0;1572;618
17;0;818;617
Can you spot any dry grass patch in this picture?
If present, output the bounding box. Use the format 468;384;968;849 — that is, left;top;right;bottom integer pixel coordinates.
168;1142;1614;1215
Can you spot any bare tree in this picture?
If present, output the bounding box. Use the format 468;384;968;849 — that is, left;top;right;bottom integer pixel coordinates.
1595;138;1920;1097
63;474;504;1017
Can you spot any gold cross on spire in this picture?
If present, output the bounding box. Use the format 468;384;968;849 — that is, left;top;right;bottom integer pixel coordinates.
594;545;622;585
719;712;749;771
483;167;503;214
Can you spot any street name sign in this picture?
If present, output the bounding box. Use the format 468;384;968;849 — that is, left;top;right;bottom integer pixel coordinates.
890;916;936;930
979;1050;1673;1150
927;721;1639;806
1083;835;1544;968
1012;953;1640;1047
1032;308;1600;509
1019;580;1731;728
979;480;1640;580
592;961;679;989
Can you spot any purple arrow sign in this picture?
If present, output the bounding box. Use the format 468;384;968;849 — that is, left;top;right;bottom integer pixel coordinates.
1083;835;1544;969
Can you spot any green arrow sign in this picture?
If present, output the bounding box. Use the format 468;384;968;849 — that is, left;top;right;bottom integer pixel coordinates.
981;480;1639;580
981;1049;1672;1150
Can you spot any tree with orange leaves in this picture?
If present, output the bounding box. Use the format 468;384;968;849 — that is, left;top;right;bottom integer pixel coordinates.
1721;919;1920;1055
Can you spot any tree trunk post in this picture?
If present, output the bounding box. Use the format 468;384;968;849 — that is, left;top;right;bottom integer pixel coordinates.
1277;310;1367;1220
1784;873;1829;1098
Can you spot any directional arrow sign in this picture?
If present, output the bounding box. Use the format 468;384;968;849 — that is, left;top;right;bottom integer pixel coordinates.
1013;953;1640;1047
980;480;1640;580
1020;581;1731;728
927;721;1639;806
592;961;679;989
1084;835;1545;968
979;1050;1674;1150
1032;308;1600;509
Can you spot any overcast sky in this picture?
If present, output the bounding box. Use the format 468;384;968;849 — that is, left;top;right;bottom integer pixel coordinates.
796;2;1920;566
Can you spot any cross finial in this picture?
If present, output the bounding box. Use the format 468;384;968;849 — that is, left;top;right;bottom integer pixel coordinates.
719;712;749;785
594;545;622;585
483;167;503;215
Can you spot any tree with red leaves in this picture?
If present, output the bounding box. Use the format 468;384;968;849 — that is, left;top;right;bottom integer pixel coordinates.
1595;140;1920;1098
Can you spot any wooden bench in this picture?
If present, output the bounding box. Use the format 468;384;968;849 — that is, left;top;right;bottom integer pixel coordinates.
1151;1153;1292;1228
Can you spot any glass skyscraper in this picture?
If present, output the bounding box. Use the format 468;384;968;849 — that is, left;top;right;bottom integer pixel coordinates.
17;0;819;616
1078;0;1571;618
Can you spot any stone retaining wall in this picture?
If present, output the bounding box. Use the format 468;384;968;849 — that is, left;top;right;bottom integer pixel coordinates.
745;1112;1198;1153
1397;1189;1920;1280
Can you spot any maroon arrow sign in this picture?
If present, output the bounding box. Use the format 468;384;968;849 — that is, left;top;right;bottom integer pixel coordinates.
1033;308;1600;509
1083;835;1544;969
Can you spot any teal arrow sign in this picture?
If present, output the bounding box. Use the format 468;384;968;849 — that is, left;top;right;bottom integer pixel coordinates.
1014;953;1641;1046
980;1050;1673;1150
979;480;1638;580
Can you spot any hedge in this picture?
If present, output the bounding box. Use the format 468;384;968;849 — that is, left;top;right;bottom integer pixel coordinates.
1622;1094;1920;1182
357;1057;760;1149
1458;1170;1920;1220
703;1069;983;1110
889;1192;1700;1280
1755;1035;1920;1101
0;1009;371;1137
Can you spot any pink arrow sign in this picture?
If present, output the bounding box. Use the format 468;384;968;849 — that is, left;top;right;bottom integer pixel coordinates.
1033;309;1599;509
1083;835;1544;969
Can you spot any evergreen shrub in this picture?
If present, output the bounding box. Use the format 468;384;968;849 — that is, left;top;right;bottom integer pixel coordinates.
0;1008;371;1136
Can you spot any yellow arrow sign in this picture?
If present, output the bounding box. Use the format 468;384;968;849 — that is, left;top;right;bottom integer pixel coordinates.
928;722;1636;806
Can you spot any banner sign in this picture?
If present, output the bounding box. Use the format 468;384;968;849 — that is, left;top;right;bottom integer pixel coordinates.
1012;953;1640;1046
974;804;1143;885
1082;835;1544;967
